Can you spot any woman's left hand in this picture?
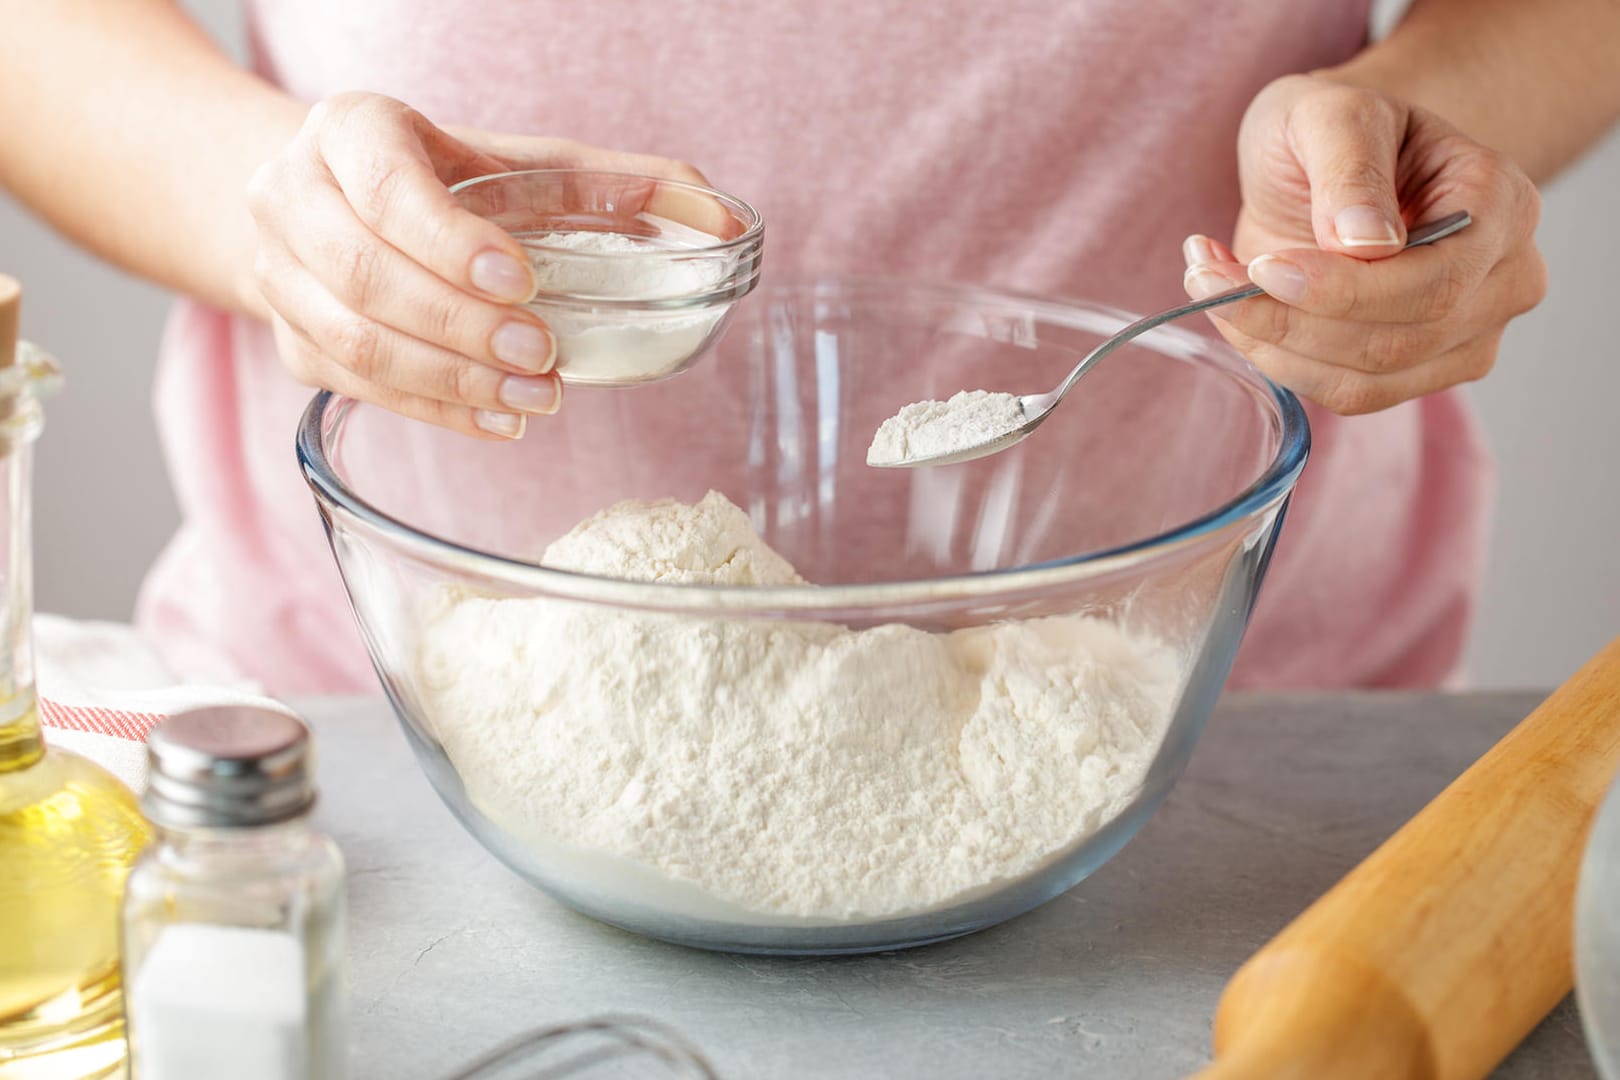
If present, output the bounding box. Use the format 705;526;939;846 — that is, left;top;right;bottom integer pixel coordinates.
1183;73;1547;415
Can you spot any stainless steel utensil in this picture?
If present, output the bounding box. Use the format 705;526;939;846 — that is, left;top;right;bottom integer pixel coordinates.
443;1015;720;1079
870;210;1472;469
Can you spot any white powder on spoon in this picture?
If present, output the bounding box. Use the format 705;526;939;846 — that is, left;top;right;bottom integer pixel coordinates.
866;389;1026;466
418;491;1178;923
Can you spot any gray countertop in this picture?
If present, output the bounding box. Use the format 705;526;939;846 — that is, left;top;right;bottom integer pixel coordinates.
307;691;1595;1079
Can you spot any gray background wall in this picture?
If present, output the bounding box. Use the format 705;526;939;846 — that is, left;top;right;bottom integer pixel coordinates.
1;2;1614;689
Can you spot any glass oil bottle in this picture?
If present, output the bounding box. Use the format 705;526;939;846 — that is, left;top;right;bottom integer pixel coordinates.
0;274;151;1079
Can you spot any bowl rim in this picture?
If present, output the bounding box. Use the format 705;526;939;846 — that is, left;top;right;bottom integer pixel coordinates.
448;168;765;260
296;276;1310;611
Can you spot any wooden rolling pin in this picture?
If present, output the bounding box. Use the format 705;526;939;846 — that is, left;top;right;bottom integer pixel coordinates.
1197;635;1620;1080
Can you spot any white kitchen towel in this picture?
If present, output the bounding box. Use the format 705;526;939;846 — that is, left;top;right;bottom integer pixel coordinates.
33;614;292;793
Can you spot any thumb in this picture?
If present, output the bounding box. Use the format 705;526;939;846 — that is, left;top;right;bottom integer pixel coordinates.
1290;89;1408;257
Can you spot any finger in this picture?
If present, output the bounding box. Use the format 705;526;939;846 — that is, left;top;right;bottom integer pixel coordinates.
1187;256;1540;373
1245;245;1481;325
1182;235;1215;267
552;142;743;241
469;133;737;237
1184;258;1255;302
272;317;528;440
646;184;748;241
472;131;713;188
310;95;538;303
455;149;745;245
261;265;563;417
1227;216;1514;332
272;183;557;374
1269;333;1499;415
580;147;712;188
318;362;535;440
1191;218;1498;326
1287;85;1408;256
1245;183;1530;326
1201;312;1503;415
576;156;744;241
1186;259;1446;374
1183;234;1237;268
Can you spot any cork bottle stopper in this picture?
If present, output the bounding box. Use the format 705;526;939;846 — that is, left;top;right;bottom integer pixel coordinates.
0;276;22;428
0;275;18;371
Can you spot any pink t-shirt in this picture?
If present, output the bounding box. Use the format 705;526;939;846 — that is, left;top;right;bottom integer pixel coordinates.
137;0;1492;693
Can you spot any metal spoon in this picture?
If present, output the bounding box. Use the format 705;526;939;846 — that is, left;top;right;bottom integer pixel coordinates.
870;209;1472;469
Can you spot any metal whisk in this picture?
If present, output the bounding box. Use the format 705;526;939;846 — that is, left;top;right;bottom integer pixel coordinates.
443;1015;721;1080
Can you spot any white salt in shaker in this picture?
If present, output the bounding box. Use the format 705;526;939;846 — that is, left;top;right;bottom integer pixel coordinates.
121;706;347;1080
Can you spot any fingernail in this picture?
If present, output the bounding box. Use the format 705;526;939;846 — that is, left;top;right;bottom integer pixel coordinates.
1183;265;1230;300
1247;255;1308;304
1333;206;1401;248
491;321;555;373
474;409;525;438
470;250;534;302
1182;235;1217;267
498;374;561;415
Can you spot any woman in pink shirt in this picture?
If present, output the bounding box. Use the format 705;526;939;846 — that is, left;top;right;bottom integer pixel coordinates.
1;2;1614;693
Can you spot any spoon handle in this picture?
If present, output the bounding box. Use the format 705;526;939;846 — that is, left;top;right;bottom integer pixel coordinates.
1050;210;1473;402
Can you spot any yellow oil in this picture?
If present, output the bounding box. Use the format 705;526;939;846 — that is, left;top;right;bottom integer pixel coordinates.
0;703;151;1080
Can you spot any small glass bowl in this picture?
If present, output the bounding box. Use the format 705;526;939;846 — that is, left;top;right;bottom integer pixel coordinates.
450;169;764;387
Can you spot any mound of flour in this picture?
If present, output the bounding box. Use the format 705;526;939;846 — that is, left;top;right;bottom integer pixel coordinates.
418;491;1178;921
866;389;1026;466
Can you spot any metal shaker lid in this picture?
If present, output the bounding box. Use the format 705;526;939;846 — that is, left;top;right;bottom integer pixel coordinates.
143;706;317;828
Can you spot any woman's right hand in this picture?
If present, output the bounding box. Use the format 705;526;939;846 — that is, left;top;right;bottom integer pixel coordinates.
244;91;708;438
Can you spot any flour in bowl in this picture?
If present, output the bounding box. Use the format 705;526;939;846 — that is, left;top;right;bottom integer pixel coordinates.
866;389;1026;466
418;491;1179;922
521;230;730;385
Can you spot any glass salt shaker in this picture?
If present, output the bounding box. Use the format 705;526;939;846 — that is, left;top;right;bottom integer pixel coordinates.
121;706;348;1080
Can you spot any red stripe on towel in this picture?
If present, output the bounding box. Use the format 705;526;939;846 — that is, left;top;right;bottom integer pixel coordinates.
39;697;163;742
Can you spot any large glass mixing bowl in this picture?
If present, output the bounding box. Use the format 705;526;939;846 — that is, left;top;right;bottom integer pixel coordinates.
1578;770;1620;1077
297;277;1309;955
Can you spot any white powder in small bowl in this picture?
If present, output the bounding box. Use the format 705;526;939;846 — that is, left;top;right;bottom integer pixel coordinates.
522;230;734;386
867;389;1026;466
